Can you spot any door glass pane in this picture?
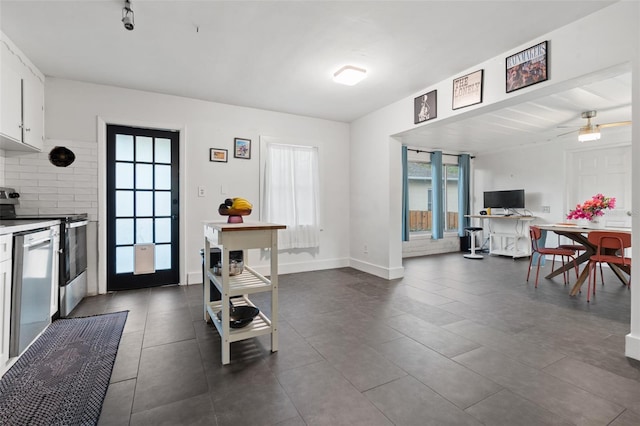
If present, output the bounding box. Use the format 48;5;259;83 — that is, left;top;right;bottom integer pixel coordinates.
116;218;134;245
407;161;432;232
115;190;134;217
155;244;171;270
155;165;171;190
136;218;153;244
156;138;171;164
444;164;460;231
116;134;134;161
136;191;153;217
136;164;153;189
136;136;153;162
155;192;171;216
155;218;171;243
116;246;134;273
115;163;134;189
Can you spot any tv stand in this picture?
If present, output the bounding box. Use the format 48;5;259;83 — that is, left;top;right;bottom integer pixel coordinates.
465;215;536;259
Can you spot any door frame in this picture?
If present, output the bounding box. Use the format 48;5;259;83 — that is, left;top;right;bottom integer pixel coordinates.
97;117;186;295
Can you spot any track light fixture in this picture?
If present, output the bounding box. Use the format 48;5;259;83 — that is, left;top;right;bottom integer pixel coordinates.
122;0;134;31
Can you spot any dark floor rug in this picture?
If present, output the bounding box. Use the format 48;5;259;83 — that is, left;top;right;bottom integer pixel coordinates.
0;311;128;426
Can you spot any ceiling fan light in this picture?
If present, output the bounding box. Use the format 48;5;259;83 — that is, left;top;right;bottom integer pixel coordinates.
333;65;367;86
578;127;601;142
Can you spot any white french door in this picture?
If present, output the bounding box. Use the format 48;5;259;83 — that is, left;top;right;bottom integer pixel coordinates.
568;145;632;228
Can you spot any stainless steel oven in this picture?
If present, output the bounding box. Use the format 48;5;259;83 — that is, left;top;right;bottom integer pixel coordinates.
59;217;88;317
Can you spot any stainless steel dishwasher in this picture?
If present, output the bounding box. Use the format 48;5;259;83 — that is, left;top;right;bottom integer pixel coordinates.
10;227;54;357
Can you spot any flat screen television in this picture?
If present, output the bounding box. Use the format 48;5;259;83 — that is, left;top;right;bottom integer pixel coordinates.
483;189;525;209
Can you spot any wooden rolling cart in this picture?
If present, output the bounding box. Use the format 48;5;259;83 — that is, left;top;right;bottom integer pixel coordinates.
203;221;285;365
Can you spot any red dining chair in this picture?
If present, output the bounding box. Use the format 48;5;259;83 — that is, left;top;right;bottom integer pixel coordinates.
586;231;632;302
527;226;578;288
557;237;601;281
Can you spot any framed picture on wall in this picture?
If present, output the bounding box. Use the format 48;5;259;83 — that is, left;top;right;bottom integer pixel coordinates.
506;40;548;93
452;69;484;110
234;138;251;159
210;148;227;162
414;90;437;124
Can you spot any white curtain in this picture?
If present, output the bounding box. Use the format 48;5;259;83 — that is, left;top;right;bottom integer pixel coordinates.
263;143;320;249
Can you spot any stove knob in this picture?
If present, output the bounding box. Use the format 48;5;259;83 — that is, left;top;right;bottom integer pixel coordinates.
8;192;19;198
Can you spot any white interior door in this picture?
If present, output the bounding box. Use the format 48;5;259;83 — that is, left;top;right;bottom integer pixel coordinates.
569;145;632;228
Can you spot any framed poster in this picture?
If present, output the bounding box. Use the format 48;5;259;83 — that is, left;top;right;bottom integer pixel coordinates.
414;90;437;124
210;148;227;162
452;69;484;110
234;138;251;159
506;40;548;93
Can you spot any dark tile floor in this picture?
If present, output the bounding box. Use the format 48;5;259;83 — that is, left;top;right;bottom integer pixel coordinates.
77;253;640;425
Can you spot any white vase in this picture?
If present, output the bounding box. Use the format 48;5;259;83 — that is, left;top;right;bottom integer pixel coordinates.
575;219;589;228
588;218;605;229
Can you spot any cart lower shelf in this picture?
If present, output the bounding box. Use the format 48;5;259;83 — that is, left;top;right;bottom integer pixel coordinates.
206;296;274;343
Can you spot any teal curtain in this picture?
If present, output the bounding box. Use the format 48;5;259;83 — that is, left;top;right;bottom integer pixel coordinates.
431;151;443;239
458;154;471;237
401;146;410;241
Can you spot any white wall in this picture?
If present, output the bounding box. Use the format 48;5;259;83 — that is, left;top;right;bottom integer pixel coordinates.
7;78;350;294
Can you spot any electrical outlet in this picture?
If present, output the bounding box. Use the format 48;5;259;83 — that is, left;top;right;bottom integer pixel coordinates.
363;245;368;254
542;205;550;213
198;186;205;197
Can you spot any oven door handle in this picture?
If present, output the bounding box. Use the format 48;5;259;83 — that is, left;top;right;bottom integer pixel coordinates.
24;238;52;250
67;220;89;229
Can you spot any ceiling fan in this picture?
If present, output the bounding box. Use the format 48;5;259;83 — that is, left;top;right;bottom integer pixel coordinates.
558;110;631;142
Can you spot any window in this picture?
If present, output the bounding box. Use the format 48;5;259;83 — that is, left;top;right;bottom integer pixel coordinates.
407;160;459;233
262;143;320;249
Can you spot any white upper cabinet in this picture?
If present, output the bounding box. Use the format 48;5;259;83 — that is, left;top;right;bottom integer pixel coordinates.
0;32;44;152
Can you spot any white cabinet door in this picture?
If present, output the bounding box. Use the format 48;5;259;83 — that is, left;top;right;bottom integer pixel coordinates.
0;66;23;142
22;73;44;151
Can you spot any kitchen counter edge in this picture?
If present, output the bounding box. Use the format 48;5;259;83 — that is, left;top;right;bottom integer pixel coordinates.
0;219;62;235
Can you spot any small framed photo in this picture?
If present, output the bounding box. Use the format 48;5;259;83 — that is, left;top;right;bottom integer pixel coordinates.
506;40;548;93
452;69;484;110
210;148;227;162
414;90;437;124
234;138;251;159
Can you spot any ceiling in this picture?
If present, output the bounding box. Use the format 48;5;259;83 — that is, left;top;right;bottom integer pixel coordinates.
0;1;631;154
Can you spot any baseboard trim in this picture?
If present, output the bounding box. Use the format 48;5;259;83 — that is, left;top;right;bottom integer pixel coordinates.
625;333;640;361
349;258;404;280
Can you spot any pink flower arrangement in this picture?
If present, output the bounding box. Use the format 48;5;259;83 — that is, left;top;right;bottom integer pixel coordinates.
567;193;616;220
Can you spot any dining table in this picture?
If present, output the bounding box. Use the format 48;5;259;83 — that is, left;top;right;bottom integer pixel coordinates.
536;224;632;296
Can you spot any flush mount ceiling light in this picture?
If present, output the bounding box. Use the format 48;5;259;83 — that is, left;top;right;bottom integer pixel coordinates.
333;65;367;86
122;0;135;31
578;125;601;142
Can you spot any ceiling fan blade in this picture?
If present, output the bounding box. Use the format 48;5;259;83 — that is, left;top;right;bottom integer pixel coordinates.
557;129;578;137
597;121;632;129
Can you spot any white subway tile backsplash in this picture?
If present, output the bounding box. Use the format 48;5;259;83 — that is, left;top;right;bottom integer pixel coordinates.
74;194;97;202
57;174;78;181
40;193;73;201
73;167;98;176
59;187;94;195
8;138;101;222
18;158;51;167
5;164;37;173
73;180;97;188
28;173;57;181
